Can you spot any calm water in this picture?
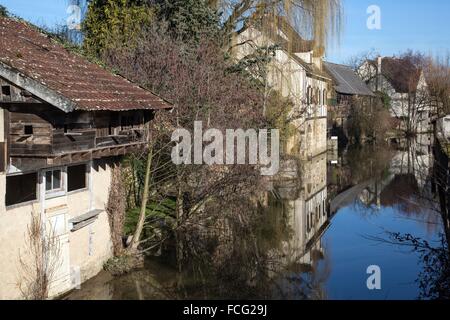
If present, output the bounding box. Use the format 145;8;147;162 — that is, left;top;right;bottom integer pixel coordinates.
67;136;448;300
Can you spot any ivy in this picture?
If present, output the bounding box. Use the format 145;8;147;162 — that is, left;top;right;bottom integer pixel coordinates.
82;0;155;58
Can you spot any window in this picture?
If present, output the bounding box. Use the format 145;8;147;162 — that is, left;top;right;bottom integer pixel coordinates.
24;125;33;135
323;89;327;106
45;169;63;194
307;86;312;105
68;164;87;192
120;115;135;130
6;173;38;206
1;85;11;96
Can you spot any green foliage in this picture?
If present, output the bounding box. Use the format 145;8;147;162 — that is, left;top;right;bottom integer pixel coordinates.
83;0;220;56
82;0;155;57
124;198;176;235
154;0;219;42
377;91;391;109
0;4;7;17
265;91;296;153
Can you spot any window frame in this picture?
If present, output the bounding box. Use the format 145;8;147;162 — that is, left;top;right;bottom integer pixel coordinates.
44;167;66;198
307;86;312;105
5;172;39;208
67;164;89;194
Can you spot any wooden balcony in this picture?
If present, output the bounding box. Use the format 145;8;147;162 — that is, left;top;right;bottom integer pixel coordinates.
9;127;148;171
5;104;152;170
10;128;147;156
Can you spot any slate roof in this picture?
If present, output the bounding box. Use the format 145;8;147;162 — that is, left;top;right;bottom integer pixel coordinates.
324;62;374;96
0;17;172;112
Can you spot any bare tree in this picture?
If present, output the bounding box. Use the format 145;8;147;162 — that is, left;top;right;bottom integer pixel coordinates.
17;210;62;300
99;22;268;262
425;54;450;117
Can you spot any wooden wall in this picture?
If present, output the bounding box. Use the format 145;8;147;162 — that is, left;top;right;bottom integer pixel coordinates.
1;78;40;104
6;104;150;157
8;104;56;155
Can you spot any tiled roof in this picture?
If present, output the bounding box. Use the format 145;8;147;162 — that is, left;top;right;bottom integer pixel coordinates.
324;62;374;96
0;17;172;112
368;57;422;94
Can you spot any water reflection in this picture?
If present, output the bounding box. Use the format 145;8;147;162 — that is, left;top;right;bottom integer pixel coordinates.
67;135;449;300
269;153;330;299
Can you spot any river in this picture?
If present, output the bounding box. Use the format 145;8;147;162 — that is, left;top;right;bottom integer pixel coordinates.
66;135;449;300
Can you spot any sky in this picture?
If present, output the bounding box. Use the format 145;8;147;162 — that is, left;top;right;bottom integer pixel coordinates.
1;0;449;64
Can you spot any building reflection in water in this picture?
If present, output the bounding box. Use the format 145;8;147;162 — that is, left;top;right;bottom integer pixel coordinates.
66;135;450;300
267;133;446;299
269;152;331;299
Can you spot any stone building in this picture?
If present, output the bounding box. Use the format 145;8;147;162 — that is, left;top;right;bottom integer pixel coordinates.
359;57;431;134
234;16;330;160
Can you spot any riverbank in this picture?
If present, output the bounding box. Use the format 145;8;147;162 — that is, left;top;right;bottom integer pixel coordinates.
65;139;449;300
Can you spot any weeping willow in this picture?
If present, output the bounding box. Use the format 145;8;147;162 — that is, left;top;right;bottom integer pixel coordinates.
217;0;342;158
210;0;343;54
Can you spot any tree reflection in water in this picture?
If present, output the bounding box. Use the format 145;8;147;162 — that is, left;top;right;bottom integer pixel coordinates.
353;136;450;300
66;135;450;300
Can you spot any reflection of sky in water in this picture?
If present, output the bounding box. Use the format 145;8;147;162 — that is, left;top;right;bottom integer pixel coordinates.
322;203;442;300
67;139;447;300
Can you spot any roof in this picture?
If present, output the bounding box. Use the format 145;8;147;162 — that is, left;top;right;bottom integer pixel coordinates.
291;54;330;81
0;17;172;112
270;16;315;53
324;62;374;96
368;57;422;94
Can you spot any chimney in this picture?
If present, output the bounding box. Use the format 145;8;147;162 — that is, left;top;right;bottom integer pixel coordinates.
377;56;382;74
376;56;382;91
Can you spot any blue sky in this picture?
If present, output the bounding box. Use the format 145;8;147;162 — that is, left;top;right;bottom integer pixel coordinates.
1;0;449;64
327;0;450;63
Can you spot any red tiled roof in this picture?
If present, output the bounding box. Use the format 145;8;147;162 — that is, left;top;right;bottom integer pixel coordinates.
0;17;172;111
369;57;422;94
381;57;421;94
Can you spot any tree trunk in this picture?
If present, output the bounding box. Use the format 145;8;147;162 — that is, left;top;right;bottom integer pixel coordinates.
129;142;154;252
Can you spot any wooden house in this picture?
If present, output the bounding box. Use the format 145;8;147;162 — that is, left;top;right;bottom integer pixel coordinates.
0;17;171;299
323;61;374;130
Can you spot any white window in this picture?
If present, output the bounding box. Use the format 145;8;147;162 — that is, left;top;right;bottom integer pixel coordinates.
43;163;90;199
44;168;65;197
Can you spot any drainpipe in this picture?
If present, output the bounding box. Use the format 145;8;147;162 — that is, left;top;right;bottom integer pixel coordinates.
88;160;94;257
39;170;48;296
39;171;46;233
88;160;94;211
